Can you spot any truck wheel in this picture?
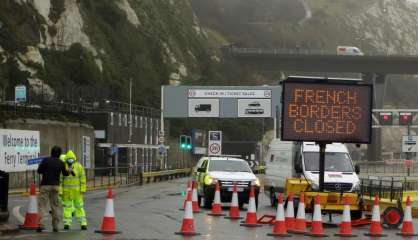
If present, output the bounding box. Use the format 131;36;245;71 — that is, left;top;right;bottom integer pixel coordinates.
270;189;276;207
204;196;213;209
382;207;403;229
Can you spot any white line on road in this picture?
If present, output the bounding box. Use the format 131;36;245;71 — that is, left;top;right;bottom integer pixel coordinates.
12;205;25;224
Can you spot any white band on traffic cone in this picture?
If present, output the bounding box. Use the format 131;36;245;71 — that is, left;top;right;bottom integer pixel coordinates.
313;202;322;221
231;191;238;207
276;201;285;221
296;202;305;220
214;188;221;204
184;200;193;219
286;199;294;218
248;195;256;213
342;204;351;222
192;187;198;202
28;196;38;214
404;204;412;222
104;199;115;217
371;205;380;222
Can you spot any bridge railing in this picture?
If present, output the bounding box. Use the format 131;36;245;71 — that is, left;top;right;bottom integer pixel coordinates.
356;160;418;176
222;46;330;55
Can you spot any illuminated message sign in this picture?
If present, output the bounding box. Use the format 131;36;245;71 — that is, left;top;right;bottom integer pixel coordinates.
281;80;372;143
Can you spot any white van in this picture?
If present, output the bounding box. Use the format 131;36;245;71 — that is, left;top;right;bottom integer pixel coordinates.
337;46;364;56
264;140;360;206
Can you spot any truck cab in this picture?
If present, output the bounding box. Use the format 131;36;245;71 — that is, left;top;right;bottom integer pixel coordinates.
264;140;360;206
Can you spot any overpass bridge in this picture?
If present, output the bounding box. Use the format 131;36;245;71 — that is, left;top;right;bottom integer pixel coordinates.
222;46;418;162
221;47;418;74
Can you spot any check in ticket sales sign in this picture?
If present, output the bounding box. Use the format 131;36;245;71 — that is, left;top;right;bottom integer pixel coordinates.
281;79;373;143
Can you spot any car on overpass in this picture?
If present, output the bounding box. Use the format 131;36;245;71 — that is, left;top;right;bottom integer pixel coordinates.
193;156;260;209
337;46;364;56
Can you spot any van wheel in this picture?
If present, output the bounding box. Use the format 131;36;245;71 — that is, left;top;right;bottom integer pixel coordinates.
270;189;276;207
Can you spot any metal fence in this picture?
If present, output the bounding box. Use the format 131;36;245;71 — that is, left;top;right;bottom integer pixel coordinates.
8;167;191;193
356;160;418;176
0;100;160;117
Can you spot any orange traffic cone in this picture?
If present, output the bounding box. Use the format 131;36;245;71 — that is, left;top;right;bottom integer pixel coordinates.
95;188;121;234
335;196;357;237
175;190;200;236
225;182;242;219
267;193;291;237
305;194;327;237
180;180;192;210
364;194;387;237
240;185;262;227
19;183;42;230
208;181;225;216
191;181;200;213
290;192;306;234
397;196;418;236
285;192;295;231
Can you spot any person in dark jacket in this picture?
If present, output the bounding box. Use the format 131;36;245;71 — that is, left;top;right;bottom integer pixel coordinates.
37;146;69;232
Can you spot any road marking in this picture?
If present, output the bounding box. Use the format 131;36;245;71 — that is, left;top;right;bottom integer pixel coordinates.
12;205;25;224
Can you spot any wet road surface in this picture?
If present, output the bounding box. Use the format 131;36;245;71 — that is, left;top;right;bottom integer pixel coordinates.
3;178;418;239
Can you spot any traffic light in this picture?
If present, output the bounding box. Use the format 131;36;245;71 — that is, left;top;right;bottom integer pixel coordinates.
186;136;192;150
399;112;413;126
379;112;393;125
179;135;192;150
179;135;187;149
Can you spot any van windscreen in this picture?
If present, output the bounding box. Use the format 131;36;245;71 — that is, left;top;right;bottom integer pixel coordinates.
303;152;354;172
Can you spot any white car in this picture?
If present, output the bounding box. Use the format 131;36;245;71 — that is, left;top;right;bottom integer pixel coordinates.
193;156;261;209
337;46;364;56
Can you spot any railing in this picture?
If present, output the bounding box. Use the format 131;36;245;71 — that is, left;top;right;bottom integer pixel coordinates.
0;100;160;118
356;160;418;177
223;47;329;55
8;167;192;194
221;46;418;57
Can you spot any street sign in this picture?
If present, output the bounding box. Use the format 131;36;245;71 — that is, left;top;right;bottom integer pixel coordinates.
163;86;281;118
188;89;272;98
281;78;373;143
208;131;222;156
402;135;418;153
27;156;47;166
158;145;167;155
15;85;27;103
